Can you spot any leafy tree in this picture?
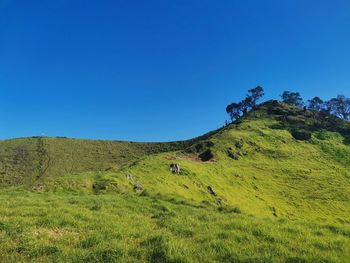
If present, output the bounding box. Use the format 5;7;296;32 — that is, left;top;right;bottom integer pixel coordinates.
337;95;350;120
326;95;350;120
226;86;265;121
226;102;242;121
325;98;337;115
240;97;253;114
281;91;304;107
247;86;264;108
307;97;324;111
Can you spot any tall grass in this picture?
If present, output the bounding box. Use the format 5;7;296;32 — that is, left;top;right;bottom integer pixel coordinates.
0;190;349;262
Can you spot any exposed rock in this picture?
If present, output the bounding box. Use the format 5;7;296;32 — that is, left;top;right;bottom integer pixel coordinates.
235;140;244;149
207;186;217;196
233;172;241;178
126;174;133;180
216;197;223;205
133;181;143;191
272;207;277;217
170;163;181;174
227;150;239;160
32;184;46;192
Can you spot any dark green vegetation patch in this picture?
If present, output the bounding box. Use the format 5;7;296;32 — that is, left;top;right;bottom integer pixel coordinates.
291;130;312;141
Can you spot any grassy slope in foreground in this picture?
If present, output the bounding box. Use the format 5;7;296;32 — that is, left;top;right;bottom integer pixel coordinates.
1;190;349;262
1;101;350;262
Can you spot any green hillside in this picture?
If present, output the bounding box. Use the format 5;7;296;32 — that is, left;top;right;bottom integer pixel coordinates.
0;132;217;186
1;101;350;262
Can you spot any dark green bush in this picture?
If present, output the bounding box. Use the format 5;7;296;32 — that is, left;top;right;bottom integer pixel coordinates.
199;149;214;162
291;130;312;141
92;180;108;191
286;115;305;125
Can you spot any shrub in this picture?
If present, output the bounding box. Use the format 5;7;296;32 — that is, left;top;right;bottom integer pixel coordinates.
286;115;305;125
92;180;108;191
199;149;214;162
291;130;311;141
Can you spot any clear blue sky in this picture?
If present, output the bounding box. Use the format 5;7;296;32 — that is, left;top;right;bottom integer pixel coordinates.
0;0;349;141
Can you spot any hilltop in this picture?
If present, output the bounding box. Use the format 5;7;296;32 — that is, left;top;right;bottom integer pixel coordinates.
50;100;349;220
0;101;350;262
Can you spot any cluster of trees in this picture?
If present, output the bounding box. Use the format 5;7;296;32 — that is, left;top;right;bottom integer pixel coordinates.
226;86;264;121
281;91;350;120
226;87;350;121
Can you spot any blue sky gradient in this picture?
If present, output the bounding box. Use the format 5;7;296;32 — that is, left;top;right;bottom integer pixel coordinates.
0;0;349;141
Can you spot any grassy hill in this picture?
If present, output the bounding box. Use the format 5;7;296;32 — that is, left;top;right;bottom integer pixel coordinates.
0;131;218;186
1;101;350;262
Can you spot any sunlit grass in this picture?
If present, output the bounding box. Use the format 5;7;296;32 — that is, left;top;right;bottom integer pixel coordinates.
1;104;350;262
0;190;349;262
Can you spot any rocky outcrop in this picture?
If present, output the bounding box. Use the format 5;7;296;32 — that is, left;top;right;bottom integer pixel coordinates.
170;163;181;174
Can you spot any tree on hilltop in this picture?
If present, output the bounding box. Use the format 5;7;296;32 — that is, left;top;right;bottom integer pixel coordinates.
326;95;350;120
307;97;324;111
226;102;242;121
247;86;265;108
241;96;253;114
281;91;304;107
226;86;265;122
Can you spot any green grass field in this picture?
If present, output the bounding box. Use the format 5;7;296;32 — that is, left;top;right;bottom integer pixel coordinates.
1;189;349;263
1;101;350;262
